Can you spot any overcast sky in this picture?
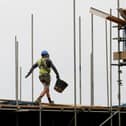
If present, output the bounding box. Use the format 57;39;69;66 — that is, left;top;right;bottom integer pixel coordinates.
0;0;125;106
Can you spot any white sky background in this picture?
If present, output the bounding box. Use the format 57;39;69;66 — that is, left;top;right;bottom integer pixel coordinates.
0;0;125;106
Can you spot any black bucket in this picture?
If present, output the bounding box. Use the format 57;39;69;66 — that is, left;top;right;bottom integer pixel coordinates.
54;79;68;93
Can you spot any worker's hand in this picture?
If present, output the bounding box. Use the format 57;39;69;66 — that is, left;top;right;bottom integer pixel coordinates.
25;74;29;78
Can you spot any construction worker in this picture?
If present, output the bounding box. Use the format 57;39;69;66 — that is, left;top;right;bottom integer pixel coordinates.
25;50;60;104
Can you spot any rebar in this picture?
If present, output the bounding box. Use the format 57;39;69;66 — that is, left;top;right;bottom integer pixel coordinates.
31;14;34;102
73;0;77;126
105;20;109;107
91;13;94;106
79;16;82;105
15;36;19;106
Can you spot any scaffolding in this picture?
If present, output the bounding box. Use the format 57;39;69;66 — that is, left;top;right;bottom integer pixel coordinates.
1;0;126;126
89;0;126;125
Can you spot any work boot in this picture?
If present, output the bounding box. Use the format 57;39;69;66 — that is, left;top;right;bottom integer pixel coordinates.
49;100;54;104
48;97;54;104
34;96;41;105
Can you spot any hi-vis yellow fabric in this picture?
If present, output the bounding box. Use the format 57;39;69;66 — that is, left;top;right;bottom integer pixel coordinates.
37;58;50;75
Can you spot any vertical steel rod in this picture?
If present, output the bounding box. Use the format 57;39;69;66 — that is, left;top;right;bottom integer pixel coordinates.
73;0;77;126
117;0;121;125
79;16;82;105
20;66;22;101
105;20;109;107
123;27;126;51
117;0;120;13
15;36;19;105
110;9;113;126
91;13;94;106
39;107;42;126
31;14;34;102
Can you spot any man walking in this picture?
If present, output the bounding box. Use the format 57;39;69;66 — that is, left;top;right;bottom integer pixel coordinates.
25;50;60;104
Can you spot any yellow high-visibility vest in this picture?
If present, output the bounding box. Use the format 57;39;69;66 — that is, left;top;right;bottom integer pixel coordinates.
37;58;50;75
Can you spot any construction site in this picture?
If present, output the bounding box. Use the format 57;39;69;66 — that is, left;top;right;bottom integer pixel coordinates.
1;0;126;126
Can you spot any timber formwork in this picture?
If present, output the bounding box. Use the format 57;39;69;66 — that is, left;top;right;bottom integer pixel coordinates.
0;99;126;126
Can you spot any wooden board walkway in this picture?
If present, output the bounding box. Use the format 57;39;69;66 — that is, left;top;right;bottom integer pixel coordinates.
0;99;126;111
0;99;126;112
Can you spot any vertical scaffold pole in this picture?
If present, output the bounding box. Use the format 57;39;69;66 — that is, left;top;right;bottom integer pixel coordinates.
105;20;109;107
15;36;19;105
20;66;22;101
79;16;82;105
31;14;34;102
110;8;113;126
117;0;121;125
39;108;42;126
91;13;94;106
73;0;77;126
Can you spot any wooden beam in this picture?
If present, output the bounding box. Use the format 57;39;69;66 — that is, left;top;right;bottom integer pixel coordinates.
90;7;109;19
90;7;126;26
119;8;126;21
106;16;126;26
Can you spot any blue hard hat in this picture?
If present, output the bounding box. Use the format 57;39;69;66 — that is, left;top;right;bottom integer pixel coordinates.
41;50;49;57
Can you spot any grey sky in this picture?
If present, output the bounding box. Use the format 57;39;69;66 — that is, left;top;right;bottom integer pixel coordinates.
0;0;125;105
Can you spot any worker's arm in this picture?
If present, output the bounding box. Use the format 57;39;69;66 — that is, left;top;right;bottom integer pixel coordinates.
47;60;60;79
25;63;38;78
